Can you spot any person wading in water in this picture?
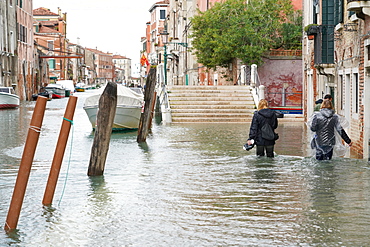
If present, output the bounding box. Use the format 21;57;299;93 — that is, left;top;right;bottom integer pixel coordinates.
246;99;278;158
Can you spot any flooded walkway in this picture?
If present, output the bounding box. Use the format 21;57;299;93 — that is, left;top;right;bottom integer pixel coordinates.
1;92;369;246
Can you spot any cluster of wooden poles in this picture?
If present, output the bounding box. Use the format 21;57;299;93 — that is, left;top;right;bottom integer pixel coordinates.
4;67;157;232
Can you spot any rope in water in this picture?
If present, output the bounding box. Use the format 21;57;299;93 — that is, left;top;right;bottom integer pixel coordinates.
58;117;74;207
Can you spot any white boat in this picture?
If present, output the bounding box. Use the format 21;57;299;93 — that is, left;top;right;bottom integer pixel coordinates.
83;84;144;130
0;87;20;109
45;84;66;99
58;80;75;96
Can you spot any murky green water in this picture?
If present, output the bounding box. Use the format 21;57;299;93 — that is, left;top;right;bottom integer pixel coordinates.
1;91;370;246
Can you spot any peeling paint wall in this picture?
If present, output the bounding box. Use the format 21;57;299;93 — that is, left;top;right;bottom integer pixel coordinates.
258;58;303;108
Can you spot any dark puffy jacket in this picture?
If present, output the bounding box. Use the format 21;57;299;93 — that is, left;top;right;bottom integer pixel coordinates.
310;108;351;147
248;108;278;146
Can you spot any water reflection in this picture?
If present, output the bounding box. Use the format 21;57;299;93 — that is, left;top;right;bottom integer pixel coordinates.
1;94;370;246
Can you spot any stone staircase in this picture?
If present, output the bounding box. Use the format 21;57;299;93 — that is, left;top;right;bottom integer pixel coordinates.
167;85;255;123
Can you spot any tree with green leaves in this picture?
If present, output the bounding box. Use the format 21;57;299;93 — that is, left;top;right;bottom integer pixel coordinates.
190;0;302;69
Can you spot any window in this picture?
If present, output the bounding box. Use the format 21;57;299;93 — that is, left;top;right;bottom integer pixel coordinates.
160;10;166;20
334;0;343;24
49;59;55;69
48;41;54;50
18;24;27;43
353;73;359;113
321;0;335;64
10;31;14;52
339;75;343;110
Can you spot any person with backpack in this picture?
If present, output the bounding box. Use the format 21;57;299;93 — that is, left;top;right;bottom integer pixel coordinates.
246;99;278;157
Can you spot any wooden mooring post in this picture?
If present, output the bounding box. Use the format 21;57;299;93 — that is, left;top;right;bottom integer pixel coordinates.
5;96;48;232
88;82;117;176
137;67;157;143
43;96;78;206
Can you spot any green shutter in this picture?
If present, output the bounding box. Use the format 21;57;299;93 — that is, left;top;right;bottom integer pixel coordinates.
321;0;335;64
335;0;343;24
48;59;55;69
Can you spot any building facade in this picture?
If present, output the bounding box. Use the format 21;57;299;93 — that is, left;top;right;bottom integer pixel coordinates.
17;0;36;100
113;55;131;85
0;0;17;92
303;0;369;158
33;7;68;83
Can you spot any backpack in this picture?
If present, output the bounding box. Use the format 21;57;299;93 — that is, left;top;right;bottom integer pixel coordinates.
261;122;278;141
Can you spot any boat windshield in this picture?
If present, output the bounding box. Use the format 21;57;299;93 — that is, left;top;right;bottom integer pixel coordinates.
0;88;11;93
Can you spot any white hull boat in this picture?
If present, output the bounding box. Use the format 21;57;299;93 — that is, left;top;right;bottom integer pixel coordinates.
83;84;144;130
0;87;20;109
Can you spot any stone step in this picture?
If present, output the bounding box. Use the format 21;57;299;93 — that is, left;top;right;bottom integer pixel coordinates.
170;101;254;106
171;117;252;123
170;104;255;109
171;112;253;118
169;96;252;102
166;85;256;123
169;92;252;97
171;109;255;114
167;85;250;90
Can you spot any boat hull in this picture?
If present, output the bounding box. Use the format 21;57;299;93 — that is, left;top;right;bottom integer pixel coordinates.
50;88;66;99
45;85;66;99
0;92;20;109
83;105;142;130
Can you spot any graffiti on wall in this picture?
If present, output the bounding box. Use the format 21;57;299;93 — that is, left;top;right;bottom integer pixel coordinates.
267;73;302;107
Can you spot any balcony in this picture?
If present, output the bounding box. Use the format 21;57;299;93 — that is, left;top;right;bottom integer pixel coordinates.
347;0;370;17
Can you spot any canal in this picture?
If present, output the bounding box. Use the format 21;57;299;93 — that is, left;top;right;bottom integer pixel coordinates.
1;90;370;246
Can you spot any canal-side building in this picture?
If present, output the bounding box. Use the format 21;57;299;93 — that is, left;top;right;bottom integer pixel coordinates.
17;0;36;100
147;0;168;83
86;48;113;85
69;43;87;84
84;48;98;86
113;55;131;85
303;0;369;159
148;0;303;87
0;0;17;93
33;7;68;83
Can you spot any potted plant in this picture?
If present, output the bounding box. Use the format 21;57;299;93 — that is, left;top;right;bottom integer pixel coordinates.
304;24;320;35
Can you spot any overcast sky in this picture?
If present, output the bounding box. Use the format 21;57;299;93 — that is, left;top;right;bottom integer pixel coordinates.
33;0;156;76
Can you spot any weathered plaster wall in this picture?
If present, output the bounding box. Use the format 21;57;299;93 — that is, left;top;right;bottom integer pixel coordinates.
258;58;303;107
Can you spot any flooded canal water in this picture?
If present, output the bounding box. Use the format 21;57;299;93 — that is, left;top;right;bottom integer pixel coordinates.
1;90;370;246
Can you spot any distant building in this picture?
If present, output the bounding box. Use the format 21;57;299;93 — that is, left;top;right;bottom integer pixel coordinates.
69;43;87;84
86;48;113;85
113;55;131;84
33;7;68;83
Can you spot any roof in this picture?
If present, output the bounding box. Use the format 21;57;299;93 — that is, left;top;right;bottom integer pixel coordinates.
33;7;59;16
38;20;58;26
37;25;60;34
113;55;129;59
149;0;169;12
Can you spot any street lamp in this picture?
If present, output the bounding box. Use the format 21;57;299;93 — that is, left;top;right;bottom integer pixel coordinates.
160;31;188;86
160;30;169;85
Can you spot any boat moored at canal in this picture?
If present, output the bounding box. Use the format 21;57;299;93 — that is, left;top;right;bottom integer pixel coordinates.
83;84;144;130
0;87;20;109
45;84;66;99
